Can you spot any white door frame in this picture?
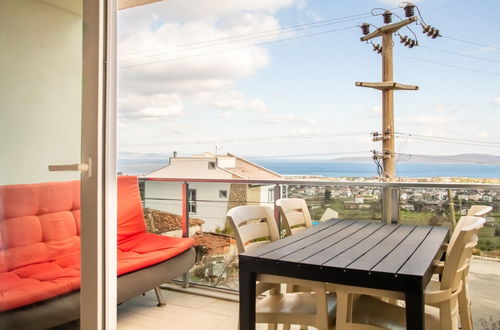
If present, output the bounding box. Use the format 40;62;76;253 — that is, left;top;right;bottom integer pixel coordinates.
81;0;117;329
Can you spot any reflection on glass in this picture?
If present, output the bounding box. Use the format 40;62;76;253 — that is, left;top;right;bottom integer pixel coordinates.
0;0;82;328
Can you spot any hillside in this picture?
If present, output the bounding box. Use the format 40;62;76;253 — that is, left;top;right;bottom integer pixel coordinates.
331;153;500;165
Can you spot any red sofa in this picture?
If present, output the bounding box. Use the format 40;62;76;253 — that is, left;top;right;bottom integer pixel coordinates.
0;176;196;329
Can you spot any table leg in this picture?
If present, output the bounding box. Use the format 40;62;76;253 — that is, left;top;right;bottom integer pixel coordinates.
239;270;256;330
405;291;424;330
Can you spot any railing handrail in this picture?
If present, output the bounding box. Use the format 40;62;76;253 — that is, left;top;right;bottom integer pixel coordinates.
139;177;500;190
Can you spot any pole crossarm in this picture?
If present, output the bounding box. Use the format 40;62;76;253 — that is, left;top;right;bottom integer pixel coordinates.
356;81;419;90
360;16;418;41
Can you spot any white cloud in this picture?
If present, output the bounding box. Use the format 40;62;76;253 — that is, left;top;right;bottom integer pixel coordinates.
289;127;322;135
370;105;381;114
117;10;284;123
375;0;422;5
257;112;320;125
119;0;296;24
119;93;184;121
193;91;269;113
258;113;298;124
399;115;454;126
295;0;307;10
494;97;500;106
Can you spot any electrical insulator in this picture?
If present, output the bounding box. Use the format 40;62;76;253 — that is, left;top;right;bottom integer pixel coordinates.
409;39;416;48
400;35;409;44
383;11;392;24
372;43;382;54
404;3;415;17
361;23;370;35
423;25;440;38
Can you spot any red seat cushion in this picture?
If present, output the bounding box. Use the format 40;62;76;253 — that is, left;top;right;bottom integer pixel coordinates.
118;233;195;276
0;176;195;311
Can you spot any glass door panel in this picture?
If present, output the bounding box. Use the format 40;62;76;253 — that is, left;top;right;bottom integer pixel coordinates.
0;0;83;328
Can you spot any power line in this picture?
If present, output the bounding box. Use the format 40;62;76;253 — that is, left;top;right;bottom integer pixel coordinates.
402;137;500;148
120;25;358;69
441;35;500;51
121;131;371;147
396;132;500;146
119;13;373;59
396;132;500;148
395;53;500;77
419;45;500;64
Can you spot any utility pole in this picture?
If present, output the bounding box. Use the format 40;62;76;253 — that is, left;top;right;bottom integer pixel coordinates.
357;3;442;223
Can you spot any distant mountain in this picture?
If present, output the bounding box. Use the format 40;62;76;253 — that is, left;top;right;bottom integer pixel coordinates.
331;153;500;165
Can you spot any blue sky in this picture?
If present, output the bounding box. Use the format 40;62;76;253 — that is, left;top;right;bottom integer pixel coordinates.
117;0;500;161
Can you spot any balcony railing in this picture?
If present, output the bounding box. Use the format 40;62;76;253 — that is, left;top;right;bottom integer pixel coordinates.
138;177;500;291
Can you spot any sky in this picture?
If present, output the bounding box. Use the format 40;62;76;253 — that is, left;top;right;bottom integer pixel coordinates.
117;0;500;162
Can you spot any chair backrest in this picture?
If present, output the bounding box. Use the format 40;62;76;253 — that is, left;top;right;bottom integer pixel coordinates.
227;205;280;253
441;216;485;291
276;198;313;236
319;208;339;222
467;205;492;217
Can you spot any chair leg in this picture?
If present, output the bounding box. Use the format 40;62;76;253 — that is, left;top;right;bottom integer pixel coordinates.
336;290;350;329
458;288;472;330
439;300;456;330
315;288;329;330
154;287;166;307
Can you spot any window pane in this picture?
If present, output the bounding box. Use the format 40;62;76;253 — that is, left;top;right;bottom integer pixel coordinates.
0;0;83;328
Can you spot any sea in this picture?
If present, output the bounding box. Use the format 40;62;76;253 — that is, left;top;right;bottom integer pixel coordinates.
118;159;500;179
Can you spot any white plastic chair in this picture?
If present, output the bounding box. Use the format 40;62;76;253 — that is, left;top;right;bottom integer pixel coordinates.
333;216;485;330
227;205;335;330
276;198;313;236
467;204;492;217
320;208;340;222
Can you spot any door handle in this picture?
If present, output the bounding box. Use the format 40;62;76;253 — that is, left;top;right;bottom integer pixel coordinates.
49;158;92;177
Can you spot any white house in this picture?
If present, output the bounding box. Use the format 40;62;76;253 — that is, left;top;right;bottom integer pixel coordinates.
143;153;281;232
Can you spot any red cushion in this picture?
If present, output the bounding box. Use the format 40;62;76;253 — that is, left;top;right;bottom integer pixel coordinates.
118;233;195;276
117;176;147;243
0;176;195;312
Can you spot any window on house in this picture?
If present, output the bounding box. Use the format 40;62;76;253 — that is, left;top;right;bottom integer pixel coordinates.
219;190;228;198
268;188;274;203
188;189;197;214
208;161;216;169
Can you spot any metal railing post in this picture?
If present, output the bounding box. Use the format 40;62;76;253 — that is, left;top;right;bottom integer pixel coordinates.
181;182;190;288
391;187;400;224
273;184;281;233
382;186;400;224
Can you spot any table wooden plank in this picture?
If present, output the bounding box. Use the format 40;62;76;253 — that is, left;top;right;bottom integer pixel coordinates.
371;225;432;274
323;223;399;268
258;220;356;260
274;220;372;263
347;225;416;271
397;226;449;277
242;219;343;258
297;221;383;265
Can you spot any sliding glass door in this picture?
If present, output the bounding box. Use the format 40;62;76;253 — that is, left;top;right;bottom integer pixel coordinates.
0;0;116;329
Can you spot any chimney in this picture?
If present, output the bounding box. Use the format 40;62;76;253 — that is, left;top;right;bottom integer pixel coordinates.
173;151;177;158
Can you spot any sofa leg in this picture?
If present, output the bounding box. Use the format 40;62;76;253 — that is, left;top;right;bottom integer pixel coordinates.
154;287;166;307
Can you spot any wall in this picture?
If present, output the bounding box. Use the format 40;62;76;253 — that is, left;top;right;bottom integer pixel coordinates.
0;0;82;185
146;158;234;179
144;181;231;232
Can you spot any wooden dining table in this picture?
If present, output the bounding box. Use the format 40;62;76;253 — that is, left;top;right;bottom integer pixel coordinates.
238;219;450;330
